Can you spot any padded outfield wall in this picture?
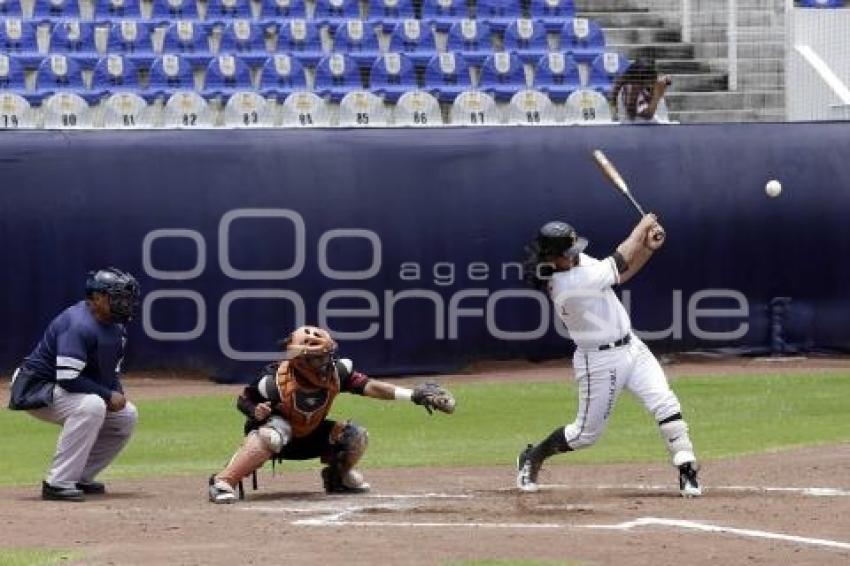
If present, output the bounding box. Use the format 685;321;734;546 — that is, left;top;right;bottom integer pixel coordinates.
0;124;847;382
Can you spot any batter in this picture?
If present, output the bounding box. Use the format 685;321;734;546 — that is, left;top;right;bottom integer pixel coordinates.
517;215;701;497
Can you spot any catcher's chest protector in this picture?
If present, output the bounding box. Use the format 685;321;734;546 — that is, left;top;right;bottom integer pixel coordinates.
275;361;340;438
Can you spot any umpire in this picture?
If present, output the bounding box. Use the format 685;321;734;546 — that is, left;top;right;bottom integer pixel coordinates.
8;268;141;502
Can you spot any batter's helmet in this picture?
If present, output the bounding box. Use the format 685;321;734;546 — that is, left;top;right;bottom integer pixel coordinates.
85;267;141;323
536;221;588;259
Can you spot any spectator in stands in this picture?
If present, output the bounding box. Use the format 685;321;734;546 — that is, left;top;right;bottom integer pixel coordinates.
609;58;671;123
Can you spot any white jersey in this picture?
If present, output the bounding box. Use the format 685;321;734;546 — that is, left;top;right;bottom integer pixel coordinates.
548;253;632;350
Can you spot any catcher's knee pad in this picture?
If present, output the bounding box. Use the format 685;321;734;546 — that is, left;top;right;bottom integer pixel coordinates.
258;416;292;453
330;421;369;468
659;416;695;465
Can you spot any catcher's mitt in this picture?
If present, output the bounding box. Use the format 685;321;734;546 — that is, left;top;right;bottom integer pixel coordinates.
412;382;456;415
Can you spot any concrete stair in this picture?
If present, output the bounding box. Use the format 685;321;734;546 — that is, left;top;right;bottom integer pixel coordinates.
574;0;786;123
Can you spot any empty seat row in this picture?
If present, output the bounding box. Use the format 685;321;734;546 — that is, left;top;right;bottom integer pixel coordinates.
0;50;628;103
796;0;845;7
0;17;606;69
0;85;617;129
3;0;576;29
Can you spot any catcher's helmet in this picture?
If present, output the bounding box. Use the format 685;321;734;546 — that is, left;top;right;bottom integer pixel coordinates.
537;221;588;259
283;325;339;387
85;267;141;323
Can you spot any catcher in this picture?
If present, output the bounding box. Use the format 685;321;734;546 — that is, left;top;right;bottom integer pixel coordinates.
208;325;456;503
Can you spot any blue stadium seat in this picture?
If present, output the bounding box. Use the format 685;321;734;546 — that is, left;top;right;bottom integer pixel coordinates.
204;54;254;100
276;19;324;65
314;53;361;101
258;0;307;24
479;51;526;102
33;0;80;22
206;0;253;28
94;0;142;22
421;0;468;32
35;54;89;102
388;19;437;67
0;19;41;68
162;21;213;68
560;17;605;63
533;51;579;102
477;0;522;32
0;54;30;100
588;51;629;94
528;0;575;32
0;0;23;18
107;21;155;68
313;0;360;28
92;54;139;99
424;52;471;103
503;18;550;64
332;20;380;67
798;0;844;6
368;0;415;33
258;54;306;100
150;0;200;23
220;21;269;66
446;19;493;66
50;21;100;68
146;54;194;101
370;52;416;102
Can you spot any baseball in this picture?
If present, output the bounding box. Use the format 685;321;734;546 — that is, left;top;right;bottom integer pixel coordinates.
765;179;782;198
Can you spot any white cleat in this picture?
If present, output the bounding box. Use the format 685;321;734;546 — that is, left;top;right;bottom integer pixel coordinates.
678;462;702;498
516;444;541;493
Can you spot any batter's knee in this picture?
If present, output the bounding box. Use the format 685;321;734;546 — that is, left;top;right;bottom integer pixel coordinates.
563;422;603;450
649;390;682;423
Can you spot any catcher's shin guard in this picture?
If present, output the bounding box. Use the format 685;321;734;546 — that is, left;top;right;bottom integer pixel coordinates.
322;421;370;494
216;431;274;489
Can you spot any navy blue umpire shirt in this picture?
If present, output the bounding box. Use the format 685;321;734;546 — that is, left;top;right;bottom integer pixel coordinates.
22;301;126;402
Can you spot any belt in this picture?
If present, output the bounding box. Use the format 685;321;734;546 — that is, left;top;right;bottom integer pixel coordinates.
598;334;631;351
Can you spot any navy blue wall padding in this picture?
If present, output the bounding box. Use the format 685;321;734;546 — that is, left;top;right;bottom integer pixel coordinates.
0;123;847;382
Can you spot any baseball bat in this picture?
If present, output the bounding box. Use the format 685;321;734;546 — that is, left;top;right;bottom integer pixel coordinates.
591;149;664;242
591;149;647;217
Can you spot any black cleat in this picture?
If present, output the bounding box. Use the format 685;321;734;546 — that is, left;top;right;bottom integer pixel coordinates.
76;481;106;495
678;461;702;498
42;481;85;502
516;444;541;493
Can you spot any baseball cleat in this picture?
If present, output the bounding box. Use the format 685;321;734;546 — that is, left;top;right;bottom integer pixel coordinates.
321;466;370;494
678;461;702;498
208;475;237;504
42;481;85;502
76;481;106;495
516;444;541;493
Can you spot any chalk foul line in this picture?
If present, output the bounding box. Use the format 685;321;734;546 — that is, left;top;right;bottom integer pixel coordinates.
581;517;850;551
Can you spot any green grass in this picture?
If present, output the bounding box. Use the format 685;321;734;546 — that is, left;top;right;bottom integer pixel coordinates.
0;549;80;566
2;373;849;487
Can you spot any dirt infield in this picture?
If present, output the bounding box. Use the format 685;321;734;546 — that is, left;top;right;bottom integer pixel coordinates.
2;446;849;565
2;359;849;565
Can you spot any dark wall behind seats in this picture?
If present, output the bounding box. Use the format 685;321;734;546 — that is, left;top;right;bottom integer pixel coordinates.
0;124;846;382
